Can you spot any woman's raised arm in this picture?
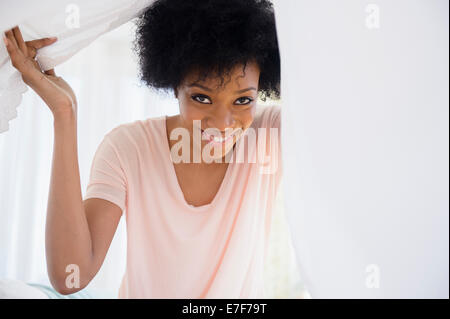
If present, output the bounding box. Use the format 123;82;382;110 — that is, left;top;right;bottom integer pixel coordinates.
4;26;122;294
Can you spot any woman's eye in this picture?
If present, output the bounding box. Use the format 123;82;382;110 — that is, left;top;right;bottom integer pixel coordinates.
235;97;253;105
192;95;212;104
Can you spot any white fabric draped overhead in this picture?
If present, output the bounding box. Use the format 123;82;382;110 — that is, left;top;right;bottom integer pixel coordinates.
0;0;154;133
0;0;448;298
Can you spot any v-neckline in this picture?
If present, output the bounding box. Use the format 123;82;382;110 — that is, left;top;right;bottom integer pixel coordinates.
162;115;235;211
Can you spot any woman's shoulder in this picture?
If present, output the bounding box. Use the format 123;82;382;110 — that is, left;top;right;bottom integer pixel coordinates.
103;115;165;152
251;104;281;130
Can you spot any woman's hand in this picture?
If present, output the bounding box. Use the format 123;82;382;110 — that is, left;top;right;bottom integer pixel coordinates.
3;26;77;117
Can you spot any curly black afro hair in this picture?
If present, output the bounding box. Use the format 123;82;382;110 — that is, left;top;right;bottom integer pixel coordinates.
133;0;280;101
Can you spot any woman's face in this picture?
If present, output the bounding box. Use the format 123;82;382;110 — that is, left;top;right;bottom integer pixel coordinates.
175;61;260;161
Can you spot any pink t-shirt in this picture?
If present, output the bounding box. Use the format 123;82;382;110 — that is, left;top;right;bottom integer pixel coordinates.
85;104;282;298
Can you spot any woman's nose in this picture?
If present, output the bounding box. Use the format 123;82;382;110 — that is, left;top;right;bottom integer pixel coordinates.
209;108;236;131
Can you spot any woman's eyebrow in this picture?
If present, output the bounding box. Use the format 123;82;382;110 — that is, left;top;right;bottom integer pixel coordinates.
187;83;213;91
235;87;257;94
187;83;256;94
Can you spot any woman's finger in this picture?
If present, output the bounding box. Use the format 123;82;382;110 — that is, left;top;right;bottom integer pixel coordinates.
5;29;19;50
4;32;27;73
44;69;56;76
4;32;20;60
27;45;37;59
12;26;27;54
26;37;57;50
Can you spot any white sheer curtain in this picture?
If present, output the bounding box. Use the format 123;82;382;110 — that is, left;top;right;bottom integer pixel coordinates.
0;21;304;298
274;0;448;298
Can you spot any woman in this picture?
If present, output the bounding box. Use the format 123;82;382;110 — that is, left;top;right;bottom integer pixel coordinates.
3;0;281;298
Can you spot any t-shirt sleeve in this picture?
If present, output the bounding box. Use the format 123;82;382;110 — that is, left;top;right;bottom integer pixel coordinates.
84;133;127;213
